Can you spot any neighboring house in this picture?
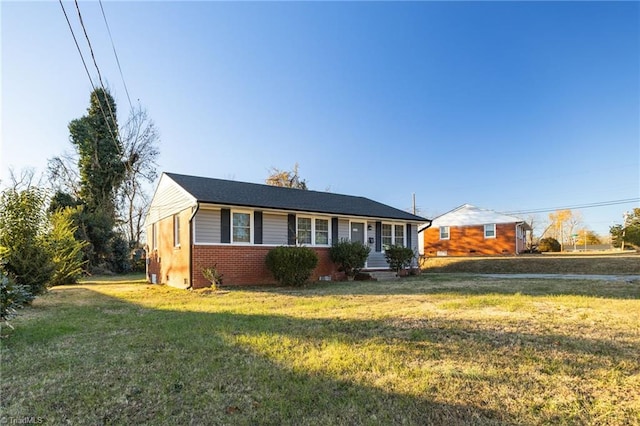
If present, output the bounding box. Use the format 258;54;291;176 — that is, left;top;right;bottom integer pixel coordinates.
145;172;429;288
418;204;530;257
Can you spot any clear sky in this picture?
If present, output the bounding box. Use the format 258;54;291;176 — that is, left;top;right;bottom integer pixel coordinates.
2;1;638;236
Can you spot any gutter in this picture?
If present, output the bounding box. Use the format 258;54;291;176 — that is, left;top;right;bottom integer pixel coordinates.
187;202;200;289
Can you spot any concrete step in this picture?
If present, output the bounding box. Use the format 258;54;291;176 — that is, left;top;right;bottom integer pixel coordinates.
368;270;400;281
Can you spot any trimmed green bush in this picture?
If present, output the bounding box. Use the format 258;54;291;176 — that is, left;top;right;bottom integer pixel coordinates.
384;245;415;275
266;246;318;286
539;237;561;252
329;239;371;279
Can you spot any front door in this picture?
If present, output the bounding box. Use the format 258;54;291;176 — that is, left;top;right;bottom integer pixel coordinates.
351;222;365;245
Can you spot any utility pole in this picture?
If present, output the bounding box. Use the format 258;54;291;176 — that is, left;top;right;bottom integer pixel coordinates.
412;193;416;215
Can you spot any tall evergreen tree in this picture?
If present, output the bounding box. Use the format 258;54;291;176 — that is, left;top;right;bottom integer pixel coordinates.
68;88;126;266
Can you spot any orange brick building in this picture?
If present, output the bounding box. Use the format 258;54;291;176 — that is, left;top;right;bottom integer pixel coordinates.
146;173;428;288
419;204;530;257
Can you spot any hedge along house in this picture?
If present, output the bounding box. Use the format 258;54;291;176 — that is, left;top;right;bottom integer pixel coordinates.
418;204;531;257
146;172;429;288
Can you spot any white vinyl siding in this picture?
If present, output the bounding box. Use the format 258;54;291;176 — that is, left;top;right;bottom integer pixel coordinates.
263;213;288;245
194;209;220;244
146;174;194;225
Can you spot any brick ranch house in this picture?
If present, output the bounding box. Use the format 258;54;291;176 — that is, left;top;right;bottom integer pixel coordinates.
418;204;531;257
145;172;429;288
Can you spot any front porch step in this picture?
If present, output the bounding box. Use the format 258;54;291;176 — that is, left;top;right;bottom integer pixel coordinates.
367;270;400;281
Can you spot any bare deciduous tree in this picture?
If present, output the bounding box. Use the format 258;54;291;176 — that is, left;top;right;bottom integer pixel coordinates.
266;163;307;190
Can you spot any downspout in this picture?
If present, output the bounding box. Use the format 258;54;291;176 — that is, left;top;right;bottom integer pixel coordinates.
188;202;200;289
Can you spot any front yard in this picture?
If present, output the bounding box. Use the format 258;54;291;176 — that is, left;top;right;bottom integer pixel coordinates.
1;275;639;425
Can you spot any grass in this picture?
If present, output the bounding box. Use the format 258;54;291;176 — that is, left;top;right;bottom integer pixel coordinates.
421;252;640;275
1;274;639;425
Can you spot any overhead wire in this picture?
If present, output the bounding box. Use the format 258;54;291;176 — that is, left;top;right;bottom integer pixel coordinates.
72;0;123;157
98;0;134;112
503;198;640;216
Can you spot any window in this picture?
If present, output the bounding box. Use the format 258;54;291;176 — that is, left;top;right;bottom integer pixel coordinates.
232;212;251;243
394;224;404;246
440;226;450;240
382;224;393;249
297;216;330;245
173;214;180;247
315;218;329;245
484;224;496;238
152;223;158;250
382;223;405;249
297;217;312;244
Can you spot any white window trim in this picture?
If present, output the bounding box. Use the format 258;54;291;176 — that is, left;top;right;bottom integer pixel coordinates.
440;226;450;240
297;215;331;246
381;222;406;250
484;223;496;239
173;214;181;248
231;210;253;244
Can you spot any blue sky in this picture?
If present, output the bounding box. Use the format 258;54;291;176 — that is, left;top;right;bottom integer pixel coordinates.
2;1;638;236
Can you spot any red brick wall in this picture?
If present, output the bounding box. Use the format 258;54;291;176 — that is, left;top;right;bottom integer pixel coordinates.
192;245;340;288
423;223;519;256
146;208;192;287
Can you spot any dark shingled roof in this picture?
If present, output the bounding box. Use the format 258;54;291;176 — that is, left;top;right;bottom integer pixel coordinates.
166;172;428;222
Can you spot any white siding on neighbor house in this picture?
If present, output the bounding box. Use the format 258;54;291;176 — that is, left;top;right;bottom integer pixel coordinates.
147;174;195;225
194;209;220;244
263;213;288;245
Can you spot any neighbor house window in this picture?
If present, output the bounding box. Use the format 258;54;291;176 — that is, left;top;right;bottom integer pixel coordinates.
440;226;450;240
297;216;330;245
173;214;180;247
232;212;251;243
315;219;329;245
484;224;496;238
297;217;312;244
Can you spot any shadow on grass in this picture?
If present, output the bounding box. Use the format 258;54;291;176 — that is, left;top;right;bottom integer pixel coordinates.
3;286;638;424
3;287;507;425
247;275;640;300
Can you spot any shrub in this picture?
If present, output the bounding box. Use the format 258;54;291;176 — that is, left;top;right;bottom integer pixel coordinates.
0;187;54;295
47;207;88;286
384;245;415;275
266;246;318;286
1;268;34;329
329;239;371;279
539;237;561;252
201;264;224;290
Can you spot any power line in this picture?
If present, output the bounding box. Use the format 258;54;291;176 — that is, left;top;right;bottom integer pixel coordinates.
503;198;640;215
73;0;122;155
98;0;134;112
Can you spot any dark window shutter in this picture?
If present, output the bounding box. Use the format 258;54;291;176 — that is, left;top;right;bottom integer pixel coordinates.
287;214;296;245
254;211;263;244
375;221;382;252
221;209;230;243
406;224;412;248
331;217;339;245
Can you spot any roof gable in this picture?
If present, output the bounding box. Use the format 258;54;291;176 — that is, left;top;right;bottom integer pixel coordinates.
164;172;428;222
430;204;528;227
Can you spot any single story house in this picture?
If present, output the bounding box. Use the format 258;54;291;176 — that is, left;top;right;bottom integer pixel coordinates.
418;204;530;257
146;172;429;288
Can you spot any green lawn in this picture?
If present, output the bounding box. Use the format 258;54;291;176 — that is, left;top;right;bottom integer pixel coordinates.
2;275;639;425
